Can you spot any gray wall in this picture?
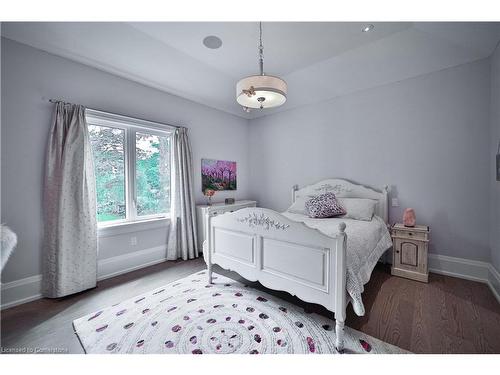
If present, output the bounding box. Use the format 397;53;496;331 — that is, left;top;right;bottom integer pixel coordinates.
1;36;497;288
491;44;500;272
248;59;492;262
1;38;250;283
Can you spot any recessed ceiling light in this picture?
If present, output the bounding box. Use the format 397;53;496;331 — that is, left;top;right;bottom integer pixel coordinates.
362;24;375;33
203;35;222;49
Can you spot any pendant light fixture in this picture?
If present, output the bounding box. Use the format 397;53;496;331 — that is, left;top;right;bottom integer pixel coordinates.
236;22;287;112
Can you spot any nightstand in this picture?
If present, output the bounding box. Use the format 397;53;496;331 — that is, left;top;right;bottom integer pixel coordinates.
391;223;430;283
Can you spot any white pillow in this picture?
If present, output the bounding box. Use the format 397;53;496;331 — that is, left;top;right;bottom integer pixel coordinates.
286;195;314;215
337;198;376;221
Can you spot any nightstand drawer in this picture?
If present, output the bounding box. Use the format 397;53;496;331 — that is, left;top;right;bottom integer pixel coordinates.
392;228;428;241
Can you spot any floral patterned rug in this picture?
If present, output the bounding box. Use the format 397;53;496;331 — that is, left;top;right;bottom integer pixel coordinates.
73;271;408;354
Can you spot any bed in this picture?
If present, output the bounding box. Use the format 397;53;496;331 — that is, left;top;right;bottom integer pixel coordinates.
203;178;392;351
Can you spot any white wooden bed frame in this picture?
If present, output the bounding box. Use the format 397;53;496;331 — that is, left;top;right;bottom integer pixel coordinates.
205;178;389;351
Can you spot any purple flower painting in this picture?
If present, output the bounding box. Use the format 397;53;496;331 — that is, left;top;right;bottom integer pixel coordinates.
201;159;237;191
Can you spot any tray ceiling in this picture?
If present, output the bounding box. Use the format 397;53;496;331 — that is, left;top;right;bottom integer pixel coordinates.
2;22;500;119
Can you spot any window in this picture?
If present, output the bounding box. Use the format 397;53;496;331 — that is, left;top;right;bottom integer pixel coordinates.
86;110;172;226
88;125;126;222
135;132;171;216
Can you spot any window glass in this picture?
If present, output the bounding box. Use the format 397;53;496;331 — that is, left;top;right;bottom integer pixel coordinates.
135;132;171;216
88;125;126;222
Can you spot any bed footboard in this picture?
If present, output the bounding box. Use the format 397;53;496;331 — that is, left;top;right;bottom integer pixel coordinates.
205;207;347;351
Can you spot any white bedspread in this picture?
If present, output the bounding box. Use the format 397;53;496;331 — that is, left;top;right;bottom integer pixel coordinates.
282;212;392;316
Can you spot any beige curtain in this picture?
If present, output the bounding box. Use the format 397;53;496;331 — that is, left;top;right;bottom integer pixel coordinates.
167;127;198;260
42;102;97;298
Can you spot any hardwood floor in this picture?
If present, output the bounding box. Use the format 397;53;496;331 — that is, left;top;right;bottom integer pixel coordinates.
346;265;500;353
1;258;499;354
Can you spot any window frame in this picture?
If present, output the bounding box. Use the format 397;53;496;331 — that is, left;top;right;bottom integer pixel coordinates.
86;109;175;228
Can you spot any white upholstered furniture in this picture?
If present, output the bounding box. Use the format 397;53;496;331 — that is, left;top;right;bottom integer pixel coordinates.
1;225;17;271
204;179;389;351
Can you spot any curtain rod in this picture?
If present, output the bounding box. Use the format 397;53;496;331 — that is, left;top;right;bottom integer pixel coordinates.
47;98;183;129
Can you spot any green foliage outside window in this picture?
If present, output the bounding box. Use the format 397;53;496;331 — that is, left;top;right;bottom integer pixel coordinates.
136;132;170;216
88;125;170;223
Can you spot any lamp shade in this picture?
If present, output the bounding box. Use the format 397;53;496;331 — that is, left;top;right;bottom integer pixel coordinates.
236;75;287;109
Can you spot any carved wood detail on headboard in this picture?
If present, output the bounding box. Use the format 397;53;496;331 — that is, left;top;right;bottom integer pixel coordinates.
292;178;389;223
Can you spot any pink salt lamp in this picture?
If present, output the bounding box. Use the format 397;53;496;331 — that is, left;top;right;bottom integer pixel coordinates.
403;208;416;227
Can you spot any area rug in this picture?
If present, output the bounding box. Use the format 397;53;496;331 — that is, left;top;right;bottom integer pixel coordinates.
73;271;408;354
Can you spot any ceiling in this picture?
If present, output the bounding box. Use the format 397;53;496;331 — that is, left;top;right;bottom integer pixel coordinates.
2;22;500;119
128;22;411;78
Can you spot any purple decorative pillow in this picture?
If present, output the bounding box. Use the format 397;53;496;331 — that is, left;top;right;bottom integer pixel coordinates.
305;192;346;218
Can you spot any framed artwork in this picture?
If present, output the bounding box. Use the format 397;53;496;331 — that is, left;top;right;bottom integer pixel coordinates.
201;159;237;191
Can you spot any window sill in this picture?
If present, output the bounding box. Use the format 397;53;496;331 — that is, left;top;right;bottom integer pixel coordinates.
98;217;170;238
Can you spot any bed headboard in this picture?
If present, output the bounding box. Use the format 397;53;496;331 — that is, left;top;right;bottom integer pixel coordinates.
292;178;390;223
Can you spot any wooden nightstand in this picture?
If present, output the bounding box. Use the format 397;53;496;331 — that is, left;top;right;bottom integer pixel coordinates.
391;223;430;282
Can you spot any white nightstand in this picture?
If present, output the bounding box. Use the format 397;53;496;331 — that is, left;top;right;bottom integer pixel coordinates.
391;223;430;283
196;200;257;251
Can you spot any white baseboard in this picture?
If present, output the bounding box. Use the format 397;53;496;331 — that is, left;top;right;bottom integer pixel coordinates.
0;274;42;310
428;254;490;282
97;245;168;281
2;251;498;310
428;254;500;304
1;245;168;310
487;263;500;303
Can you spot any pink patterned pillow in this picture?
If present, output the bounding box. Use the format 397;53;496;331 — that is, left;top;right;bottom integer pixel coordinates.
305;192;346;218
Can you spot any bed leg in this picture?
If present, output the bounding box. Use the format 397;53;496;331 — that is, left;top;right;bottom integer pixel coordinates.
334;222;347;353
207;262;213;284
205;211;213;284
335;319;345;353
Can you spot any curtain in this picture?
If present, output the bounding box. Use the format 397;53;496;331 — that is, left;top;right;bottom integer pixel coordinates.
42;102;97;298
167;127;198;260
